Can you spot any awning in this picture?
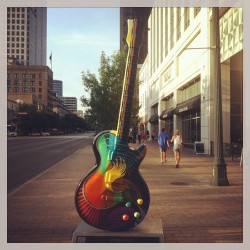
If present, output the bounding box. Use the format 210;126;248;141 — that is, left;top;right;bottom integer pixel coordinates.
149;114;159;124
159;108;174;120
174;96;201;114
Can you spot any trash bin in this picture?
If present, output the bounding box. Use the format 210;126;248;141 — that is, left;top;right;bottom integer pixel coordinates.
194;141;205;154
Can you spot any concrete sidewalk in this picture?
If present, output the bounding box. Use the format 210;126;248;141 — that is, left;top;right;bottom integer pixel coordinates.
7;138;243;243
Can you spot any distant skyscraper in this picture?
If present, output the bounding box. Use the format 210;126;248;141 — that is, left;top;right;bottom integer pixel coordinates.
7;7;47;66
53;79;63;98
7;7;52;112
61;97;77;113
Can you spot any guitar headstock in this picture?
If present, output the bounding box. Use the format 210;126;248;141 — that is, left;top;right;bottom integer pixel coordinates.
126;19;136;49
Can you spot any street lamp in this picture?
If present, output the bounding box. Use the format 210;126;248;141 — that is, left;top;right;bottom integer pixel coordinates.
211;7;229;186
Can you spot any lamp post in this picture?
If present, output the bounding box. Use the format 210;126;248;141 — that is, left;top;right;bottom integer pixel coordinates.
95;121;98;134
211;7;229;186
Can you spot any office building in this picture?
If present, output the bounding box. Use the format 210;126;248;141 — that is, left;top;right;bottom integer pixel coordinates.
61;97;77;113
7;7;52;112
7;7;47;66
139;7;243;154
7;65;54;112
52;93;70;117
53;79;63;98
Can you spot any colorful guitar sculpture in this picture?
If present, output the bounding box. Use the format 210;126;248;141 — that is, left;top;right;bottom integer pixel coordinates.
75;19;150;231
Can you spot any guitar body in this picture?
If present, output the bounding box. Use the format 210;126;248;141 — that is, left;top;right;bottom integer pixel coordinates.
75;130;150;231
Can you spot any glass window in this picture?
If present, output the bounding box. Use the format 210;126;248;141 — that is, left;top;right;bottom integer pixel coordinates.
165;117;174;137
170;8;174;49
22;87;28;93
182;110;200;143
184;7;190;30
194;7;201;17
176;8;181;41
30;87;35;93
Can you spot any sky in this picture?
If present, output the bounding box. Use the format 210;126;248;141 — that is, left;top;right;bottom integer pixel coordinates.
47;8;120;112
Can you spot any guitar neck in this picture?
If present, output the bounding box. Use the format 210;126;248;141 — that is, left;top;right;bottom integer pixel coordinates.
116;19;140;143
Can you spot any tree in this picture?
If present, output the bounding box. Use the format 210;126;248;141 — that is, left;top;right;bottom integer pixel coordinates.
16;103;86;134
81;49;140;132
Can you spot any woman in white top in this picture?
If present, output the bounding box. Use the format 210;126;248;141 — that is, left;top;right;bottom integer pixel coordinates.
171;129;183;168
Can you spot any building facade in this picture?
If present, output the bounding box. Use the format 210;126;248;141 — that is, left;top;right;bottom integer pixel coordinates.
53;79;63;98
61;97;77;113
52;93;70;117
7;7;47;66
139;7;243;154
7;65;54;112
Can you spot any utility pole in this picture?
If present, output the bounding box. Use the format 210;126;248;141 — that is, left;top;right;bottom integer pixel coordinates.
211;7;229;186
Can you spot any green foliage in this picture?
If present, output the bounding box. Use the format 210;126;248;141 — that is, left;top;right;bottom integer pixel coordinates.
16;103;86;134
81;49;140;132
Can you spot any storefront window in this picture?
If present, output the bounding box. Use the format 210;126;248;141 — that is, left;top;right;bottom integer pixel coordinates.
165;117;173;137
182;110;200;143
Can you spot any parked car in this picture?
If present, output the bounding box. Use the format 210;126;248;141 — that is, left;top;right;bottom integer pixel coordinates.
7;131;17;137
29;132;41;136
41;132;50;136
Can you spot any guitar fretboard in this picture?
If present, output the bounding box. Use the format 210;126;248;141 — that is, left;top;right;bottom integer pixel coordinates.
116;19;139;143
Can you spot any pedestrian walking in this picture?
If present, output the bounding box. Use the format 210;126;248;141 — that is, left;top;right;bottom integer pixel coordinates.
137;129;142;144
132;126;137;143
151;130;155;142
171;129;183;168
146;130;150;141
158;128;170;163
141;130;145;144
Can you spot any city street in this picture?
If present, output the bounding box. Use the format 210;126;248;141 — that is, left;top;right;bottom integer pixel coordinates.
7;140;243;243
7;133;95;193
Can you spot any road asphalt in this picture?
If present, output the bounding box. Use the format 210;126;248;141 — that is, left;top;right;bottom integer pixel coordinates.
7;136;243;243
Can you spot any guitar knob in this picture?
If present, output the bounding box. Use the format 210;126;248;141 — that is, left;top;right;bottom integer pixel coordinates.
122;214;129;221
134;212;140;218
137;198;143;205
125;201;132;207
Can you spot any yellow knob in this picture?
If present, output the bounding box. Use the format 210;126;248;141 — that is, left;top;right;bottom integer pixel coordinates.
137;198;143;205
